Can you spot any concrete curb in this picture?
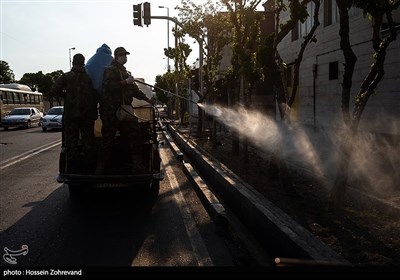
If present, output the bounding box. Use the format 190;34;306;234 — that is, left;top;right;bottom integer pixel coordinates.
167;124;350;265
161;129;228;228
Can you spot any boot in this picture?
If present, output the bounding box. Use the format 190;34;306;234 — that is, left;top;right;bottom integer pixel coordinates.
131;157;148;174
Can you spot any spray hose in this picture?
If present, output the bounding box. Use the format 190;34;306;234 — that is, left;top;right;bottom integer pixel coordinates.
134;79;198;104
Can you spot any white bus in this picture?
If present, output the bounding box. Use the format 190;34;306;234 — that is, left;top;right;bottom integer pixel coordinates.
0;83;44;122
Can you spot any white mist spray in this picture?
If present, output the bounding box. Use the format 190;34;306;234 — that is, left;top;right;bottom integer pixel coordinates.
198;103;325;180
198;102;399;198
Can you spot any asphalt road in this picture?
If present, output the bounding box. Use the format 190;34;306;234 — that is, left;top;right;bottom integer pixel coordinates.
0;127;253;268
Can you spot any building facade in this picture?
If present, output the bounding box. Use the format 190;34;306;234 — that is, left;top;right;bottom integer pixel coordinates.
277;0;400;134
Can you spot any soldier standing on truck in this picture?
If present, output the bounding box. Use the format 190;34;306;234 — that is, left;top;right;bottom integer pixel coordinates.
55;53;98;173
95;47;153;175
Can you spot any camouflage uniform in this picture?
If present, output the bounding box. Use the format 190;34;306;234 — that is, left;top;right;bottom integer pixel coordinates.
55;64;98;173
96;59;148;174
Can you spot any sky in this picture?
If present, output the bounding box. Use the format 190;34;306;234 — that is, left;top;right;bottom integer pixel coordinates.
0;0;206;86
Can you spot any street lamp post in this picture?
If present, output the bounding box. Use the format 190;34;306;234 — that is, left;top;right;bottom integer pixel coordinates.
158;6;170;72
149;14;204;124
69;47;76;70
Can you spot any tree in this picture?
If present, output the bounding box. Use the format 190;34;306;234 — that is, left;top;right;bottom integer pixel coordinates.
177;0;233;135
254;0;321;195
0;61;15;83
258;0;310;120
162;23;193;122
288;0;321;107
154;72;176;117
329;0;400;209
19;72;44;92
45;70;64;107
222;0;263;156
19;70;64;107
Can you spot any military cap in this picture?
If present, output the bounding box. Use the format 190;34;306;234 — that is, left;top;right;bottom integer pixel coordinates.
114;47;130;57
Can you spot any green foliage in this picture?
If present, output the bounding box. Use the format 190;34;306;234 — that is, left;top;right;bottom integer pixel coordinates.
19;70;64;101
19;72;44;91
177;0;233;100
154;72;175;104
221;0;263;84
44;70;63;101
289;0;308;23
0;60;15;83
1;61;64;102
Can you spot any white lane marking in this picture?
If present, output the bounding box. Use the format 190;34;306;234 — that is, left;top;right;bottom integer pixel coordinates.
160;147;213;266
0;140;62;170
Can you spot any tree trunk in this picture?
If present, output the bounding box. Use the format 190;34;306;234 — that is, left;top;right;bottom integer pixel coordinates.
289;0;321;107
273;60;288;120
337;0;358;126
197;106;203;137
353;12;396;127
329;4;398;209
241;75;249;162
232;85;240;156
212;117;217;149
329;1;358;209
329;133;351;209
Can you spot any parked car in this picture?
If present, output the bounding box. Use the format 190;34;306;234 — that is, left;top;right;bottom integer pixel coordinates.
42;106;63;131
1;107;43;130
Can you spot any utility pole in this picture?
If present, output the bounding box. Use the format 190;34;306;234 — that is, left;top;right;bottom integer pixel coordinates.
150;15;203;105
69;47;75;70
158;6;170;72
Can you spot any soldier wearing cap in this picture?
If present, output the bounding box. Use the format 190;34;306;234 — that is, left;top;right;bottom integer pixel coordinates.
55;53;98;173
95;46;153;175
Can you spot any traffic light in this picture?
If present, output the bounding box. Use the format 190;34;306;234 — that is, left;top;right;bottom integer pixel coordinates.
133;4;142;26
143;2;151;26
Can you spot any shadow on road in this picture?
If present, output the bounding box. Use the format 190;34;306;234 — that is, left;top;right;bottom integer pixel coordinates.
0;186;154;266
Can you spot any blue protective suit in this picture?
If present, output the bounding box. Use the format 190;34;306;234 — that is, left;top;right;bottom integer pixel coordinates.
85;43;113;94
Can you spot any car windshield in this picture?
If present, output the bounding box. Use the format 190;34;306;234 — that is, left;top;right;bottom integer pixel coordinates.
9;109;30;115
47;107;63;115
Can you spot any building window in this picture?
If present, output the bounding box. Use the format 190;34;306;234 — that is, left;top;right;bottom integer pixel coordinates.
324;1;361;27
329;61;339;80
292;0;315;40
301;1;315;36
324;0;339;27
